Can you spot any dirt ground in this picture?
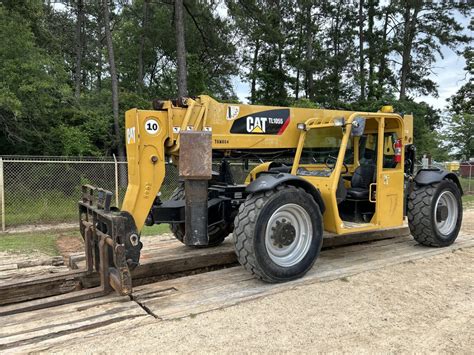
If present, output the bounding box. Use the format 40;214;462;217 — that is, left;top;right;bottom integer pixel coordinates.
55;234;84;258
60;210;474;354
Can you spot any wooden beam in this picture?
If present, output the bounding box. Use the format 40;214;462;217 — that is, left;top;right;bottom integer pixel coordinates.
132;233;474;320
0;227;409;306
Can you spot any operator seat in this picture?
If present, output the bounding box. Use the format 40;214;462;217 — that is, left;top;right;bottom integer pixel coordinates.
346;164;376;200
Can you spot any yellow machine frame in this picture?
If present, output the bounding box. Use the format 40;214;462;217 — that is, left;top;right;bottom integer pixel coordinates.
121;95;413;234
79;94;465;294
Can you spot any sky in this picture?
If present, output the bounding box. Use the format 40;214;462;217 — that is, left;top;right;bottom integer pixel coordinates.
231;11;472;111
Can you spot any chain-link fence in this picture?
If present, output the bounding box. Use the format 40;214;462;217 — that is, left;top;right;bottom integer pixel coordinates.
0;156;257;231
0;156;121;231
0;156;179;231
0;156;472;231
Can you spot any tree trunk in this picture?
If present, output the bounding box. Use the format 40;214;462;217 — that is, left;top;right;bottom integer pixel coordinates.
74;0;84;100
358;0;365;101
250;38;260;104
399;3;420;100
305;4;313;100
294;23;303;101
332;5;341;102
175;0;188;97
96;5;103;91
137;0;149;93
97;37;103;91
367;0;375;98
377;5;390;99
295;68;300;100
103;0;125;160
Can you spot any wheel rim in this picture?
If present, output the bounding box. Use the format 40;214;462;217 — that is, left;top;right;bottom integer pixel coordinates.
434;191;458;236
265;203;312;267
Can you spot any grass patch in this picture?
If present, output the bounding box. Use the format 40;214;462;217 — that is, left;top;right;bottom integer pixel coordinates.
0;232;60;255
459;177;473;194
5;192;79;226
141;224;171;236
4;186;180;227
463;194;474;209
0;224;171;256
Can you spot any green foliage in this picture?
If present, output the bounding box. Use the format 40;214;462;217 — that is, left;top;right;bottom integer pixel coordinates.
290;98;320;109
0;1;238;155
54;125;99;156
0;1;472;159
449;82;473;116
443;113;473;160
0;5;73;154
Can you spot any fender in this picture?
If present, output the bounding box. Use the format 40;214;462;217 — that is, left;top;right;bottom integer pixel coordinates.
246;173;326;214
414;168;463;194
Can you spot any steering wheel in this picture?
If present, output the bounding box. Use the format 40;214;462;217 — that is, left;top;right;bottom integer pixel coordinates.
325;155;348;174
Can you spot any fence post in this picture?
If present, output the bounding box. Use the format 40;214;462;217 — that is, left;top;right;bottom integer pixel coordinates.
0;158;5;232
113;154;119;207
469;164;472;194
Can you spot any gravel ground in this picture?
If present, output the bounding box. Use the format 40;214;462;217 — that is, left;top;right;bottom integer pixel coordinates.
63;210;474;354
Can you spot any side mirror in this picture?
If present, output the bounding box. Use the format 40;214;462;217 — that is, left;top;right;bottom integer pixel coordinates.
351;117;366;137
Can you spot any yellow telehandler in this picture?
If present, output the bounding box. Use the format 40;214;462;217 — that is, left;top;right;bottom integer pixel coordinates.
79;95;463;295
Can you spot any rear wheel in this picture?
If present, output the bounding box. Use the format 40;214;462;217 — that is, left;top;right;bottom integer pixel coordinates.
233;185;323;283
407;180;462;247
169;185;231;247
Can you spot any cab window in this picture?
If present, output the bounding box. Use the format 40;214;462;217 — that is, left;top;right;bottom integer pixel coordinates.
298;127;353;166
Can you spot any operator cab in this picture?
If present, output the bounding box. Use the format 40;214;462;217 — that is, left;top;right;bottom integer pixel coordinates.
293;112;405;234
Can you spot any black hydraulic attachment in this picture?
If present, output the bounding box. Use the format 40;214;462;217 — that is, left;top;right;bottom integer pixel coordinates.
78;185;142;295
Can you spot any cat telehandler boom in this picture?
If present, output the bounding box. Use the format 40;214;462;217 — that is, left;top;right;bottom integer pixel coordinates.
79;95;463;295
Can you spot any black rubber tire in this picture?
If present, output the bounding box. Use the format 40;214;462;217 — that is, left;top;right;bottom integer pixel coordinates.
168;185;231;247
407;180;463;247
233;185;323;283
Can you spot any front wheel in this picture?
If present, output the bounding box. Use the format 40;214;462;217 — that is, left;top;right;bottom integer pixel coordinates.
407;180;463;247
233;185;323;283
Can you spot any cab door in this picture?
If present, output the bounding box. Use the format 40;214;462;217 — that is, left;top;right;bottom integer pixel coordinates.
374;117;404;228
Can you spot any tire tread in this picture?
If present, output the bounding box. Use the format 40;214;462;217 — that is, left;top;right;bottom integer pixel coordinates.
407;180;462;247
233;185;319;282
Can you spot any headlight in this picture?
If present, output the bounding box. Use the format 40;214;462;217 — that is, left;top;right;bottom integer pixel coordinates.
334;117;345;126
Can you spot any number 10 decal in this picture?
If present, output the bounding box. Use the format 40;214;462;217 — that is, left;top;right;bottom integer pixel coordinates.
145;118;160;135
